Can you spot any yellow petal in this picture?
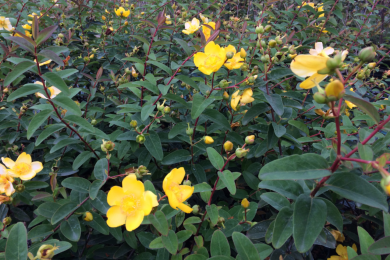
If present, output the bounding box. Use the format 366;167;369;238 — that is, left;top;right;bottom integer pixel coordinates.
352;243;357;252
205;41;219;54
122;174;144;196
31;162;43;173
345;100;356;109
166;190;180;210
177;202;193;213
232;90;240;99
15;152;32;165
19;170;36;181
300;73;328;89
1;157;15;169
336;244;347;258
107;186;125;206
125;211;144;231
106;205;126;227
225;45;236;54
193;52;208;68
291;55;328;77
177;185;194;202
142;191;158;215
163;167;185;191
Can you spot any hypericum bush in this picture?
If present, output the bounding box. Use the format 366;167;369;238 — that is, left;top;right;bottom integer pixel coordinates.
0;0;389;259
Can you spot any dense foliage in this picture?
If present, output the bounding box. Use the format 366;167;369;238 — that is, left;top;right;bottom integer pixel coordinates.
0;0;390;259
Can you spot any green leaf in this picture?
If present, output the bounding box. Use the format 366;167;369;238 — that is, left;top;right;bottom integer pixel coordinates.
73;151;93;170
211;230;230;257
358;144;373;161
86;212;109;235
162;149;191;165
50;138;80;153
288;120;310;136
54;69;78;78
144;131;163;161
259;153;330;180
36;25;58;45
60;215;81;242
5;222;28;260
150;237;164;249
174;38;192;56
242;103;270;125
358;227;376;256
191;93;215;119
293;194;327;253
94;158;108;181
5;36;35;53
51;202;78;224
202;110;231;131
264;94;284;116
147;60;172;75
162;230;178;255
206;204;219;226
260;192;290;211
62;177;91;193
348;247;359;259
89;180;105;200
272;206;294;249
39;49;64;66
384;212;390;237
148;211;169;236
27;224;53;240
7;83;43;101
207;147;224;170
52;96;82;116
218;170;236;195
131;35;150;45
42;72;70;95
232;232;262;260
259;180;304;200
91;191;110;214
317;198;343;233
63;115;94;132
326;172;388;211
177;230;192;243
368;236;390;255
272;122;286;138
124;231;138;249
344;94;380;124
24;181;49;190
36;124;65;145
168;122;187;139
27;110;53;139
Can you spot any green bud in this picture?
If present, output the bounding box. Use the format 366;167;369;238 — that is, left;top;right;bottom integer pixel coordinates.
183;180;192;186
326;53;342;70
192;205;200;214
2;217;11;226
317;67;331;75
275;36;282;45
219;79;227;88
58;33;64;38
164;106;171;114
91;119;97;125
15;184;25;193
130;121;137;128
186;124;194;136
313;92;327;104
265;25;272;32
255;26;264;34
226;51;234;59
268;40;277;48
136;134;145;144
248;76;255;83
358;46;376;62
235;148;249;158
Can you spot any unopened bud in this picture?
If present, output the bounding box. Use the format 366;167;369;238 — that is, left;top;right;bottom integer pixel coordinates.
255;26;264;34
2;217;11;226
15;184;25;193
223;91;229;100
235;148;249;158
240;48;246;58
91;119;97;125
183;180;192;186
204;136;214;144
241;198;250;208
268;40;277;48
192;205;200;214
83;212;93;221
226;51;234;59
224;141;233;152
264;25;272;32
101;140;115;152
245;135;255;145
130;120;137;128
313;92;327;104
358;46;376;62
368;62;376;69
136;134;145;144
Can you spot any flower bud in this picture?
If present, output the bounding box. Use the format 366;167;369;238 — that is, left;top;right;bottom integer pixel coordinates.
313;92;327;104
223;91;229;100
124;21;128;26
136;134;145;144
265;25;272;32
37;245;59;260
275;36;282;44
255;26;264;34
245;135;255;145
192;205;200;214
317;67;331;75
368;62;376;69
91;119;97;125
204;136;214;144
164;106;171;114
83;57;90;62
326;53;342;70
325;80;344;101
219;79;227;88
224;141;233;152
2;217;11;226
380;176;390;195
101;140;115;152
226;51;234;59
358;46;376;62
268;40;277;48
261;40;266;48
84;212;93;221
130;120;137;128
240;48;247;58
241;63;248;71
248;76;255;83
102;15;106;21
288;54;297;59
235;148;249;158
15;184;25;193
241;198;250;208
183;180;192;186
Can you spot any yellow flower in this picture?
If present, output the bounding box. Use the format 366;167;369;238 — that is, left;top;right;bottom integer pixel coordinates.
199;13;208;23
240;48;247;58
204;136;214;144
194;41;226;75
35;82;61;99
317;4;325;17
165;15;172;25
309;42;334;57
327;244;357;260
163;167;194;213
1;152;43;181
22;24;31;30
115;7;130;18
330;230;345;242
345;100;356;109
105;9;110;14
102;15;106;21
34;59;52;66
141;12;145;15
0;195;10;204
291;43;348;89
0;17;12;31
349;88;354;92
202;21;215;41
316;24;328;33
231;88;254;111
106;174;158;231
224;45;244;70
315;109;326;116
223;141;233;152
241;198;250;208
299;2;315;8
345;109;350;117
182;18;200;35
0;165;15;196
84;212;93;221
325;80;344;100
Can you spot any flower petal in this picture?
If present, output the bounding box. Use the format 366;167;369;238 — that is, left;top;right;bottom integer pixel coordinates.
31;162;43;173
107;186;125;206
300;73;328;89
15;152;32;165
178;185;194;202
205;41;218;54
225;45;236;54
193;53;207;68
106;205;127;227
1;158;15;169
166;190;180;210
122;174;144;196
142;191;158;215
163;167;185;192
177;202;193;213
315;42;323;53
323;47;334;56
19;170;36;181
291;55;328;77
0;164;7;175
125;211;144;231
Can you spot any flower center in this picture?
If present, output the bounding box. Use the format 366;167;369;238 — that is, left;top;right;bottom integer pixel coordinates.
204;55;221;68
169;183;184;203
14;162;31;176
121;195;141;216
